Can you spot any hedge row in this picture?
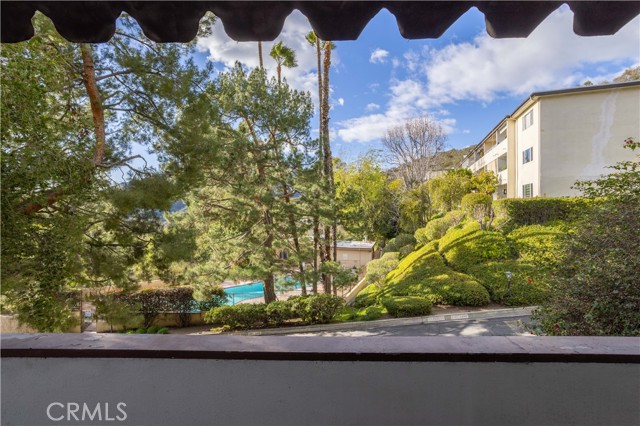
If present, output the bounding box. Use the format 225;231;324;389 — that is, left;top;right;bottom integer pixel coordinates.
115;287;196;327
381;296;432;318
492;197;589;230
204;294;345;330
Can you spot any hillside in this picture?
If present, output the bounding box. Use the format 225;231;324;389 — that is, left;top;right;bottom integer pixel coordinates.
355;199;573;315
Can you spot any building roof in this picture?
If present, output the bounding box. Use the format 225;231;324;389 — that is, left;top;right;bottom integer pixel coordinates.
2;1;640;43
336;241;375;250
461;81;640;165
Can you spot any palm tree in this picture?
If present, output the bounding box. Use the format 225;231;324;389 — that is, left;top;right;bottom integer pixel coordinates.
269;40;297;84
258;41;264;69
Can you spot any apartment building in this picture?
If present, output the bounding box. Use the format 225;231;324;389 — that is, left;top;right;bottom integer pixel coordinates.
461;81;640;199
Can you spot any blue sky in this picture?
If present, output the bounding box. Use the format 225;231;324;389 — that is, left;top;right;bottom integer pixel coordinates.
196;5;639;164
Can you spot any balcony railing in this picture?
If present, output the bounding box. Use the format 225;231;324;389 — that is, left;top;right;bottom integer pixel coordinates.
2;334;639;426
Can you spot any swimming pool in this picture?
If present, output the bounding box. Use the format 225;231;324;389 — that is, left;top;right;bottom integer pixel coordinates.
224;280;303;305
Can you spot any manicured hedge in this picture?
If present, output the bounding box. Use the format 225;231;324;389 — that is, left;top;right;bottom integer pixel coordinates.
414;210;465;246
466;260;551;306
204;294;345;330
380;241;490;306
438;222;513;273
492;197;589;230
381;296;432;318
335;305;383;321
205;303;267;330
507;222;568;266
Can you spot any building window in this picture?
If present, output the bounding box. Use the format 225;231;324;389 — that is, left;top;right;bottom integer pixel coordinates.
522;109;534;131
522;147;533;164
523;183;533;198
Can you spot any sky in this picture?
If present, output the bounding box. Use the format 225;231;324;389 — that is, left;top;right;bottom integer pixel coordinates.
195;5;639;164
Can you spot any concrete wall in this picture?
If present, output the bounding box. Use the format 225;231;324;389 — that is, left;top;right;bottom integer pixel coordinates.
0;314;82;334
96;313;206;332
539;87;639;197
2;335;639;426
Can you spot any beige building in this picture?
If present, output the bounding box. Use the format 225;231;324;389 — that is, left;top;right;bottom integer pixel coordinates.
335;241;375;269
461;82;640;198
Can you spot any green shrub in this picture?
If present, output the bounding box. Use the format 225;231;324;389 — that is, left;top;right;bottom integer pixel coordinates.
135;328;146;334
415;210;466;246
146;325;159;334
507;222;568;266
461;193;492;226
265;300;295;326
492;198;588;231
466;260;551;306
335;305;384;322
204;304;267;330
157;327;169;334
353;283;382;308
193;285;228;312
381;233;416;255
360;306;383;321
381;241;490;306
381;296;432;318
438;222;513;272
291;294;344;324
365;252;400;286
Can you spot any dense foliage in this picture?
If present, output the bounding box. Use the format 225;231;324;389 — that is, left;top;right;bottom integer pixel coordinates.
414;210;465;246
532;140;640;336
381;296;432;318
492;197;587;231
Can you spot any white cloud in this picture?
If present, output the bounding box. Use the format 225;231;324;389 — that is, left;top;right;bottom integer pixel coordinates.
196;10;337;105
462;129;471;134
337;98;345;106
370;48;390;64
391;57;401;68
365;103;380;111
424;7;640;104
337;79;455;143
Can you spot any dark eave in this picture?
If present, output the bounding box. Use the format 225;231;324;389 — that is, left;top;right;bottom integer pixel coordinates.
2;1;640;43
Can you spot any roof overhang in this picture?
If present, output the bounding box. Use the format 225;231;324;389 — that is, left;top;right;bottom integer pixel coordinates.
2;1;640;43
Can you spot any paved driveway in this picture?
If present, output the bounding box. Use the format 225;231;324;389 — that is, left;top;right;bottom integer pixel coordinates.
288;316;533;337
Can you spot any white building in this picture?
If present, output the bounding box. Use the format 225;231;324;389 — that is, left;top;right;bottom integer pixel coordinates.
461;81;640;198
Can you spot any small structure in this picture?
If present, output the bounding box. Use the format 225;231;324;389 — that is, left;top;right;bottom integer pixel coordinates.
335;241;376;269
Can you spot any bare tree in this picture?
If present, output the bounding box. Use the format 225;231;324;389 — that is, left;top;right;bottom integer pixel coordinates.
383;116;447;189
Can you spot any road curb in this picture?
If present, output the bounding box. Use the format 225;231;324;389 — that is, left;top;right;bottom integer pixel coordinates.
234;306;536;336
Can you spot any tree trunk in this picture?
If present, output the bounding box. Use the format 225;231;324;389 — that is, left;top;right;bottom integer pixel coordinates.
321;41;336;263
80;43;106;166
281;183;306;296
263;273;277;304
258;41;264;70
22;43;103;215
312;215;320;294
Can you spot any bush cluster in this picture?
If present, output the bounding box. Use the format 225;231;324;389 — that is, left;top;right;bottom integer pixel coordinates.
507;222;568;266
414;210;465;246
466;260;551;306
364;252;400;286
204;294;345;330
335;305;384;322
381;233;416;257
438;222;513;273
492;198;588;230
379;241;490;306
381;296;432;318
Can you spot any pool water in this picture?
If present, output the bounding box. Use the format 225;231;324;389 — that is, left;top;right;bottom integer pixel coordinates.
224;280;302;305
